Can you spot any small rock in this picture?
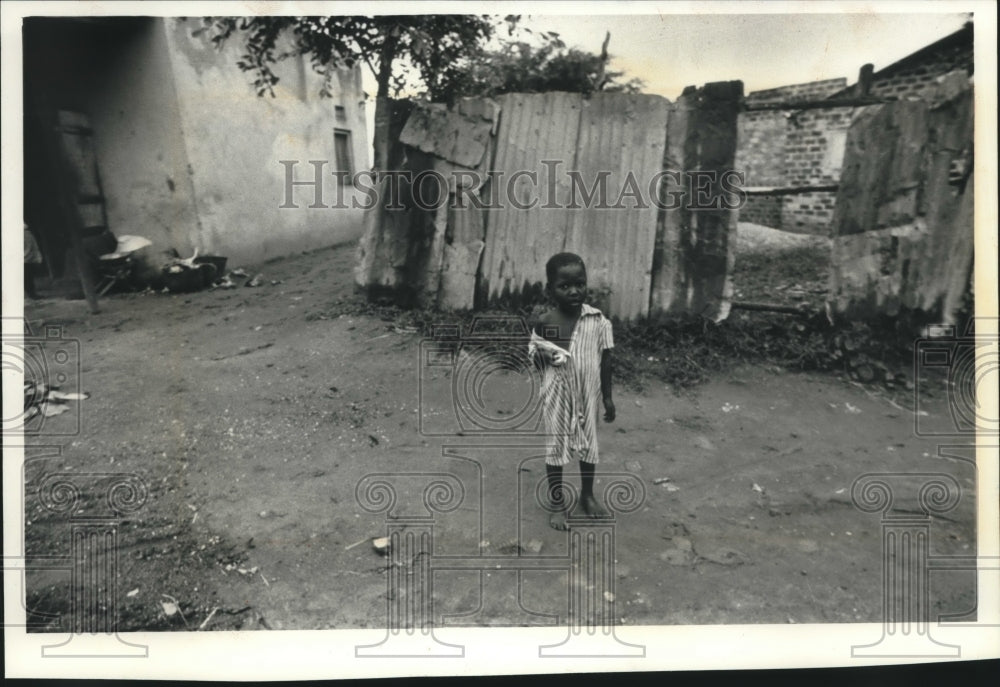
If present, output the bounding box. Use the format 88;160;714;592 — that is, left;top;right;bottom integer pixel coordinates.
658;549;690;566
160;601;178;617
693;435;716;452
700;546;749;566
372;537;391;555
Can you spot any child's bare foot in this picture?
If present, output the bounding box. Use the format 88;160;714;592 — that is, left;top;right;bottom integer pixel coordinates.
579;493;610;518
549;510;569;530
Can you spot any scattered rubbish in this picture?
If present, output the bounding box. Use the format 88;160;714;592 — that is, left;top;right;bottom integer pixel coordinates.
372;537;391;555
39;403;70;418
525;539;543;554
47;390;89;402
126;588;139;598
236;566;259;576
693;436;716;452
344;537;369;551
367;434;380;447
835;488;846;494
24;382;90;423
700;547;750;566
496;539;525;555
479;540;490;549
663;484;680;492
162;249;221;293
752;483;765;493
652;477;671;485
634;400;643;407
231;268;249;278
246;273;264;288
603;591;616;603
721;402;740;413
160;600;178;617
844;402;862;414
260;572;270;587
160;593;189;626
270;280;283;286
658;549;691;566
198;607;219;631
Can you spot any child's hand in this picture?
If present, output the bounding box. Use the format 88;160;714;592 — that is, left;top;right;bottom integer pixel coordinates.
603;397;616;422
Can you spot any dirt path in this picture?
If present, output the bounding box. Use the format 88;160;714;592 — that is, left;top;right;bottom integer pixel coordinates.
22;241;976;631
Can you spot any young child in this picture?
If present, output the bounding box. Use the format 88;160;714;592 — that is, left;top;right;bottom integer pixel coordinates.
529;252;615;530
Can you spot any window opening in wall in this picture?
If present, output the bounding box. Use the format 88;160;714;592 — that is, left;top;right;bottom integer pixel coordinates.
334;129;353;183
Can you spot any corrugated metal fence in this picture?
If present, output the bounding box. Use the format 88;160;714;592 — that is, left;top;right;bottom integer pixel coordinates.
479;92;671;320
355;85;742;321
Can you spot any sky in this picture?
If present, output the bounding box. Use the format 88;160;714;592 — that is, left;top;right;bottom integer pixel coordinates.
359;9;973;163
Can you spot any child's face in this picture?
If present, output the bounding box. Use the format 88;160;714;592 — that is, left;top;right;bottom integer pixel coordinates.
548;262;587;310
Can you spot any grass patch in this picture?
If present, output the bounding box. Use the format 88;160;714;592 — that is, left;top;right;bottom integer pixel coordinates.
317;288;949;394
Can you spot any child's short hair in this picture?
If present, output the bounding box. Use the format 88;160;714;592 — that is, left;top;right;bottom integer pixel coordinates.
545;252;586;283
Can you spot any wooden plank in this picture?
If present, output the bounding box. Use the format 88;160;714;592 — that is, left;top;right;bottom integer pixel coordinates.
743;184;839;196
829;72;973;323
650;81;742;321
744;96;894;112
49;110;100;313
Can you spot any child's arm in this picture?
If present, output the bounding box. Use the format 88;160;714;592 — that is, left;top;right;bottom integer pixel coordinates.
601;349;615;422
530;319;553;367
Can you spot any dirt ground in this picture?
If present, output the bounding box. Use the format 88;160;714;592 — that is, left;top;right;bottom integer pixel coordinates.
21;230;977;632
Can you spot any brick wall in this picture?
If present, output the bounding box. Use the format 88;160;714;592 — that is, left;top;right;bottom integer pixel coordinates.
860;26;973;100
781;106;854;233
734;25;972;235
735;78;847;233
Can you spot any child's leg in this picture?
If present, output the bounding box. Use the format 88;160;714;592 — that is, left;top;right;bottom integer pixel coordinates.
578;461;609;518
545;464;569;531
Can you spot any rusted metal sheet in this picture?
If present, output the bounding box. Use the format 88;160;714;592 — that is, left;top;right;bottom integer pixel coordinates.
478;92;583;309
479;92;670;320
357;98;497;308
399;98;498;168
829;72;973;323
650;81;743;321
565;93;672;319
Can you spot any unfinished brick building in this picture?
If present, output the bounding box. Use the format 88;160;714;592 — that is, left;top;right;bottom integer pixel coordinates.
735;21;973;235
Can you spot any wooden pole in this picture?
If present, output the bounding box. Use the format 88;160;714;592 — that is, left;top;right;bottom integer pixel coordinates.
46;112;101;314
743;184;840;196
730;301;816;316
744;95;894;112
857;63;875;97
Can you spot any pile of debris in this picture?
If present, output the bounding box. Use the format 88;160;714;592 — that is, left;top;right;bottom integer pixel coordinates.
22;381;88;425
